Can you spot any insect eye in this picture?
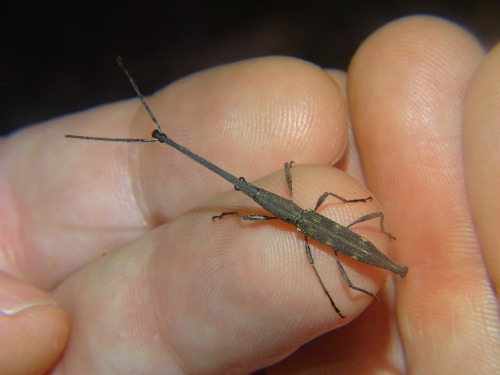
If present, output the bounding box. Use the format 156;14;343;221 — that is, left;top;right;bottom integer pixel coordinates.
234;177;246;191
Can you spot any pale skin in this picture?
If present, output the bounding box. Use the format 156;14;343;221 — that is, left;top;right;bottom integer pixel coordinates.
0;15;499;375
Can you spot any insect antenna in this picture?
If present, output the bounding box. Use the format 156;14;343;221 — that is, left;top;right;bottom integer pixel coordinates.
66;56;164;143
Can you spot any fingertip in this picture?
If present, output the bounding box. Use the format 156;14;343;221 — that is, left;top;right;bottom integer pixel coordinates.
347;14;485;192
0;305;69;375
0;272;69;374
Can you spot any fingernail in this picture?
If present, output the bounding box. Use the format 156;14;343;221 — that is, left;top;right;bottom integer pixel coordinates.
0;272;58;316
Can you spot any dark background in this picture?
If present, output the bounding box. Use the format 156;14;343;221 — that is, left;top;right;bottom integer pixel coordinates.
1;0;499;135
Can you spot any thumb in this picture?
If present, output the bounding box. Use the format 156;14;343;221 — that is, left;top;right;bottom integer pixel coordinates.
52;165;392;374
0;272;69;375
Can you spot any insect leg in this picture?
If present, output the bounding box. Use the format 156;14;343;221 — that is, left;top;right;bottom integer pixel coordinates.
346;212;396;240
304;237;345;318
212;212;278;221
284;161;295;201
313;192;372;211
333;250;377;299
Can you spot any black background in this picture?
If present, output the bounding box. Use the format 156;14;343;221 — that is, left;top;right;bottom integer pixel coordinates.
2;0;499;135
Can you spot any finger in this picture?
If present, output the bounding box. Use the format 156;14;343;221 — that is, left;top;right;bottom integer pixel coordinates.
1;57;347;289
325;69;366;182
0;272;69;375
53;165;392;374
464;43;500;300
128;56;348;221
267;71;401;375
348;15;499;373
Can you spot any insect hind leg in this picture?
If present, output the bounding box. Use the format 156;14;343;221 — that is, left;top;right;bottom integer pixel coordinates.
303;237;378;317
304;237;345;318
333;250;377;299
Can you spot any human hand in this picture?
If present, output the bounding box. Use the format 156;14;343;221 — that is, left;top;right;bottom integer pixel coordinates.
1;15;498;374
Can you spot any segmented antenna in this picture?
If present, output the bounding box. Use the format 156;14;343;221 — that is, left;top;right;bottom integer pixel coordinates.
116;56;164;135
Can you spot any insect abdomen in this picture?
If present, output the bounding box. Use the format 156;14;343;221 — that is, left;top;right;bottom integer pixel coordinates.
297;209;408;277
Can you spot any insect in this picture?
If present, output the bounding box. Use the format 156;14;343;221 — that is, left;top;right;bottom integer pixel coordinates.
66;57;408;318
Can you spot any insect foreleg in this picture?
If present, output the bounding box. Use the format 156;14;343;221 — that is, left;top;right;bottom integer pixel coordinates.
212;212;278;221
284;161;295;201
